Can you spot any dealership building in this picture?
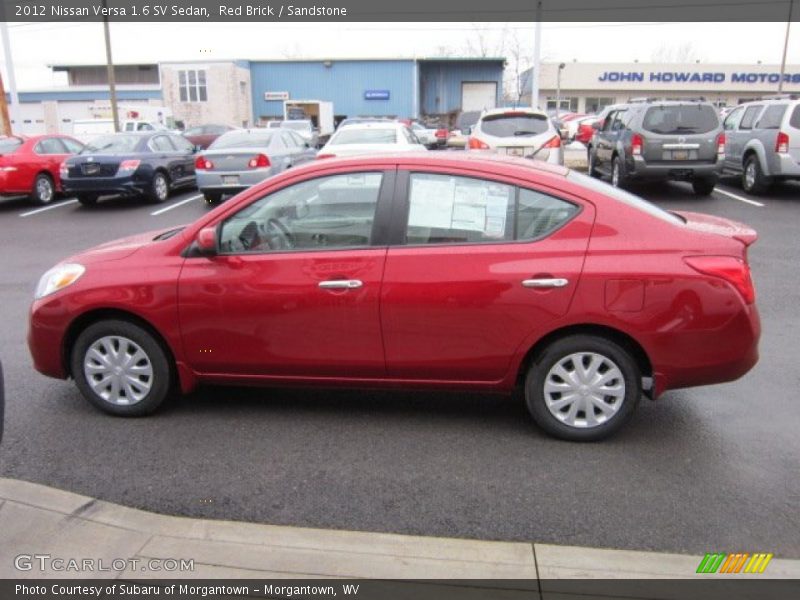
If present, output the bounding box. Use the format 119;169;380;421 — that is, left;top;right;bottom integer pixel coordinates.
6;57;505;135
526;62;800;114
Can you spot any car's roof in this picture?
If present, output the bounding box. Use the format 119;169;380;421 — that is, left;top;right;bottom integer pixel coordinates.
481;107;548;118
298;151;570;178
335;122;406;131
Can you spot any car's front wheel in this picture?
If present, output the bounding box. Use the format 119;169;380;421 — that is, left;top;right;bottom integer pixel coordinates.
611;156;627;188
525;335;641;441
71;320;173;416
587;148;600;177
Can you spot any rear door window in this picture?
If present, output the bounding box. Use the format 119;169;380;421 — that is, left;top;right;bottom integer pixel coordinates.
738;105;763;130
641;105;719;134
35;138;67;154
756;105;787;129
479;113;549;137
789;105;800;129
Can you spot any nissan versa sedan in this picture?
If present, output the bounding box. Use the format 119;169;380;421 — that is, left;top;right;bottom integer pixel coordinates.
28;154;760;441
60;132;198;206
195;129;317;205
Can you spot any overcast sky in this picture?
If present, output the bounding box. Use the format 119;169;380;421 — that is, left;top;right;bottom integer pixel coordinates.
1;21;797;89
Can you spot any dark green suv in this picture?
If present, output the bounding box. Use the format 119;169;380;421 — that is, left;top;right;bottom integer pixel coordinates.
587;100;725;195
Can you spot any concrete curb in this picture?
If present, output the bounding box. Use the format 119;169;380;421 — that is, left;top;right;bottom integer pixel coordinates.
1;477;798;581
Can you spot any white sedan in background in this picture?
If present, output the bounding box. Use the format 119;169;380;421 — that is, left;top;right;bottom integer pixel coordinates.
317;122;427;158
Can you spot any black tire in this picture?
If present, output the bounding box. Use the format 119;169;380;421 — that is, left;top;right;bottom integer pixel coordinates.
742;155;771;195
31;173;55;205
692;177;717;196
147;171;170;204
76;194;98;207
71;319;173;417
524;335;642;442
611;155;627;188
203;192;222;205
587;147;600;177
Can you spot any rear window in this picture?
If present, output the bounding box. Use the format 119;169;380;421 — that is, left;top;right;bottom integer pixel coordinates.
757;105;787;129
567;171;683;225
0;137;23;154
331;129;398;145
641;105;719;135
282;121;312;132
211;132;273;149
82;135;142;154
790;105;800;129
480;113;549;137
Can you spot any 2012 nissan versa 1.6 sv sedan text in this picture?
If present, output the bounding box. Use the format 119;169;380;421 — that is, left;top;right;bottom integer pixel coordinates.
28;153;760;441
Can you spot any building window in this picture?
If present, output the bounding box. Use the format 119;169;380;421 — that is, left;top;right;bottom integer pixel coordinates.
178;69;208;102
585;97;615;114
546;97;578;112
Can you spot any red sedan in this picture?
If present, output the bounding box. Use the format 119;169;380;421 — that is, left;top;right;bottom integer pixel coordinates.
28;154;760;441
0;134;84;204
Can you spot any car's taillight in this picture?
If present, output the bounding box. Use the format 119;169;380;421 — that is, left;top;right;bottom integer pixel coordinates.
248;154;271;169
716;133;726;155
118;160;140;172
468;137;490;150
316;153;336;159
195;156;213;170
542;135;561;149
776;131;789;154
684;255;755;304
434;128;448;139
631;133;644;156
59;162;68;178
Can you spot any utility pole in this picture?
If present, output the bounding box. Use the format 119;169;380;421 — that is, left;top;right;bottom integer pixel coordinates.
0;22;19;135
778;0;794;93
532;1;542;109
102;0;120;132
0;70;11;136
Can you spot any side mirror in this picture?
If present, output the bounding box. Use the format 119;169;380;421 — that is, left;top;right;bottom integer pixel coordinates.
195;225;218;257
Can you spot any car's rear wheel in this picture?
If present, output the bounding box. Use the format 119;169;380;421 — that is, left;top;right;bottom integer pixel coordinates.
692;177;717;196
611;156;627;188
203;192;222;205
31;173;55;205
742;155;771;195
76;194;98;207
525;335;641;441
71;320;173;417
148;172;170;204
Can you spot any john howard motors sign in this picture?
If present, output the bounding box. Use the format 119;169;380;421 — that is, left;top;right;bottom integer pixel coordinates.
598;70;800;85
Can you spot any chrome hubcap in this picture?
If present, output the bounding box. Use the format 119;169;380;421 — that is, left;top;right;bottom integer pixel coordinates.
155;176;168;200
543;352;625;429
83;336;153;405
37;178;53;202
744;163;755;189
611;162;619;186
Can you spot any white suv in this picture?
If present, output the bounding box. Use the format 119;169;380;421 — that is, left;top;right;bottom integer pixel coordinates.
468;108;565;165
722;95;800;194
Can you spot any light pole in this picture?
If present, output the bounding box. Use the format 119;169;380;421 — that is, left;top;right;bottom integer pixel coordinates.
556;63;565;119
778;0;794;93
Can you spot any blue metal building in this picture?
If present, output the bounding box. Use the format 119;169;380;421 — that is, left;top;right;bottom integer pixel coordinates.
249;58;504;123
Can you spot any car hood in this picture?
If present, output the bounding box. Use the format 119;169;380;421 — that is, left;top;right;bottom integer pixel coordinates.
69;226;185;264
674;211;757;246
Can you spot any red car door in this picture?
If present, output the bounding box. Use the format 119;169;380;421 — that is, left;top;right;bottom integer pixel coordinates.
178;169;394;379
380;168;595;383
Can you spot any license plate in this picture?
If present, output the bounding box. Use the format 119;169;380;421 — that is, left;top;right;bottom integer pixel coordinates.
672;150;689;160
222;175;239;185
83;164;100;175
507;147;525;156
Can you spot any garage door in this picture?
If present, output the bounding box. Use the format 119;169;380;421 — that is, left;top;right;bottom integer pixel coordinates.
462;82;498;112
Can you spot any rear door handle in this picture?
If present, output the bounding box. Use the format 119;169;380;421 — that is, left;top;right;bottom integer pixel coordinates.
318;280;363;290
522;278;569;288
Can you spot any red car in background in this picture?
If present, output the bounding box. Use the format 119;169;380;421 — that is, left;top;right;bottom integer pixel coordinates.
28;153;760;441
575;119;599;145
0;134;84;205
182;124;236;150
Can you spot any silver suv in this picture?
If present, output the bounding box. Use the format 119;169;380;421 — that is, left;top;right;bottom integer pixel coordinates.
468;107;564;165
722;95;800;194
587;100;724;195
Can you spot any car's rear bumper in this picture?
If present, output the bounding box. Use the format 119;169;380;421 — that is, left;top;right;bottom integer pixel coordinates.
628;157;724;180
770;153;800;178
62;176;147;197
196;169;274;192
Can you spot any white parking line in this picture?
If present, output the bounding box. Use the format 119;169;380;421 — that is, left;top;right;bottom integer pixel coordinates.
713;187;765;207
19;199;78;218
150;194;203;216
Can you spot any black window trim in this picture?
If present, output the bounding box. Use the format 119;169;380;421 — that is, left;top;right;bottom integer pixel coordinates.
390;169;583;250
198;168;398;258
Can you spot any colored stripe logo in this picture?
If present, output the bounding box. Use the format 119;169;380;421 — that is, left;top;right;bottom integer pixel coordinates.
697;552;773;574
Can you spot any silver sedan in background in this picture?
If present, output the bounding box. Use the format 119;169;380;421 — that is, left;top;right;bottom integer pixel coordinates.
195;129;317;204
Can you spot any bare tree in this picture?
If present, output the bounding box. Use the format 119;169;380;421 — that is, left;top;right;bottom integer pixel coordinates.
650;42;704;63
503;29;532;105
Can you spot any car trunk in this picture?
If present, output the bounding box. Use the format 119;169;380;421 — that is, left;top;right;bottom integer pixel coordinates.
202;148;268;172
640;105;720;163
68;156;123;177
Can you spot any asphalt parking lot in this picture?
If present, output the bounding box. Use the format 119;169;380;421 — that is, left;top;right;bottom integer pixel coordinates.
0;174;798;558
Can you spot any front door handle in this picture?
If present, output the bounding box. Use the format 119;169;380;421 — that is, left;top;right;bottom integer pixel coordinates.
318;280;363;290
522;278;569;288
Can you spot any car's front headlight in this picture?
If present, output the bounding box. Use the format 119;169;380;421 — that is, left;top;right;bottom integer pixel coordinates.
34;263;86;299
